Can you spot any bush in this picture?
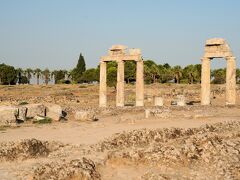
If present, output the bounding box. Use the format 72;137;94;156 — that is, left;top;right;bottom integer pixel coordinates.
33;117;52;124
18;101;28;105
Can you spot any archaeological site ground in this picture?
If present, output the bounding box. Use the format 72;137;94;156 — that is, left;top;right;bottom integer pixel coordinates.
0;80;239;179
1;0;240;179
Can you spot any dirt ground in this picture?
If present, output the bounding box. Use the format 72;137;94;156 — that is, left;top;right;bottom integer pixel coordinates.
0;84;239;179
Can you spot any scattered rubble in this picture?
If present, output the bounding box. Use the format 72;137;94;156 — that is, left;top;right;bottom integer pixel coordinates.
32;158;101;180
0;103;66;125
74;110;97;121
0;121;239;179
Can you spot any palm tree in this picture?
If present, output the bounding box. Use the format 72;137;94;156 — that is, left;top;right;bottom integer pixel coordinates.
51;70;58;83
144;60;160;83
211;68;226;84
62;70;68;80
34;68;42;85
16;68;23;84
172;66;182;84
42;68;51;85
182;64;201;84
24;68;33;84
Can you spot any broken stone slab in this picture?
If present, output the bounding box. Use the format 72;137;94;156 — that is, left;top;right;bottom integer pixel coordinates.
0;106;18;125
45;104;63;121
25;104;46;118
74;110;97;121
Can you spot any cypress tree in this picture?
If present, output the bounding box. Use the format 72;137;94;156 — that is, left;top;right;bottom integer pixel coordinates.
76;53;86;75
72;53;86;83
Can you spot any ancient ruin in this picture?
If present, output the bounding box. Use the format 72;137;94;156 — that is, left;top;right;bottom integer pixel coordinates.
201;38;236;105
99;45;144;107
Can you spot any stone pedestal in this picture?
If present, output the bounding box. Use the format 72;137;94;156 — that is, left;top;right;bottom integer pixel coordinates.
99;62;107;107
226;57;236;105
176;95;186;106
136;61;144;106
201;58;211;105
116;61;125;107
154;97;163;106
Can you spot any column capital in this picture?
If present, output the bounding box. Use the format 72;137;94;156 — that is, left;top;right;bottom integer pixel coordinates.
226;56;236;61
201;57;211;62
117;59;124;64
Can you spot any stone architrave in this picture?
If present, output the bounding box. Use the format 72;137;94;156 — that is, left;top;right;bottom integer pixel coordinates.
200;38;236;105
99;45;144;107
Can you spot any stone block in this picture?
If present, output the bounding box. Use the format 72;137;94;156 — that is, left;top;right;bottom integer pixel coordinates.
176;95;186;106
45;104;62;121
154;97;163;106
145;109;151;118
18;107;27;121
0;106;18;125
74;110;96;121
25;104;46;118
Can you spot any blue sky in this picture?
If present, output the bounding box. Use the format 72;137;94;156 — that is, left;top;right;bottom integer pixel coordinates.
0;0;239;70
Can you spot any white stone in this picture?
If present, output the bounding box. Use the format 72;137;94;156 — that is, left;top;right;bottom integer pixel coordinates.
154;97;163;106
145;109;151;118
177;95;186;106
0;106;18;125
18;107;27;121
74;110;95;121
25;104;46;118
45;104;62;121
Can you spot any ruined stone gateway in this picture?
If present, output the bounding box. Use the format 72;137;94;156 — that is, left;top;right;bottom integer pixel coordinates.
99;45;144;107
201;38;236;105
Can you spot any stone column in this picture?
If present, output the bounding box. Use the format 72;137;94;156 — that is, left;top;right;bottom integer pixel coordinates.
136;60;144;106
99;61;107;107
116;60;125;107
201;58;211;105
226;57;236;105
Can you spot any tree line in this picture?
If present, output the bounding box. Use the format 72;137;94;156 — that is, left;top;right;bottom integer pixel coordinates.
1;53;240;85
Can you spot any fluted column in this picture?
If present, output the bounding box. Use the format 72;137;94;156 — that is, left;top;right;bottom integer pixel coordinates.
136;60;144;106
99;61;107;107
201;58;211;105
226;57;236;105
116;60;125;107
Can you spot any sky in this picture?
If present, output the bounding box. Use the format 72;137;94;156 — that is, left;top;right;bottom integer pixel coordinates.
0;0;240;70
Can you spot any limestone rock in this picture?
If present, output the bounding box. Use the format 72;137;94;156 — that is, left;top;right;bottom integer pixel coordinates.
25;104;46;118
74;110;96;121
17;107;27;121
176;95;186;106
154;97;163;106
145;109;151;118
0;106;18;125
45;104;63;121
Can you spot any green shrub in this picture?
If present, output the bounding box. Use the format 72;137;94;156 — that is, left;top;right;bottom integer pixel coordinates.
18;101;28;105
33;117;52;124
